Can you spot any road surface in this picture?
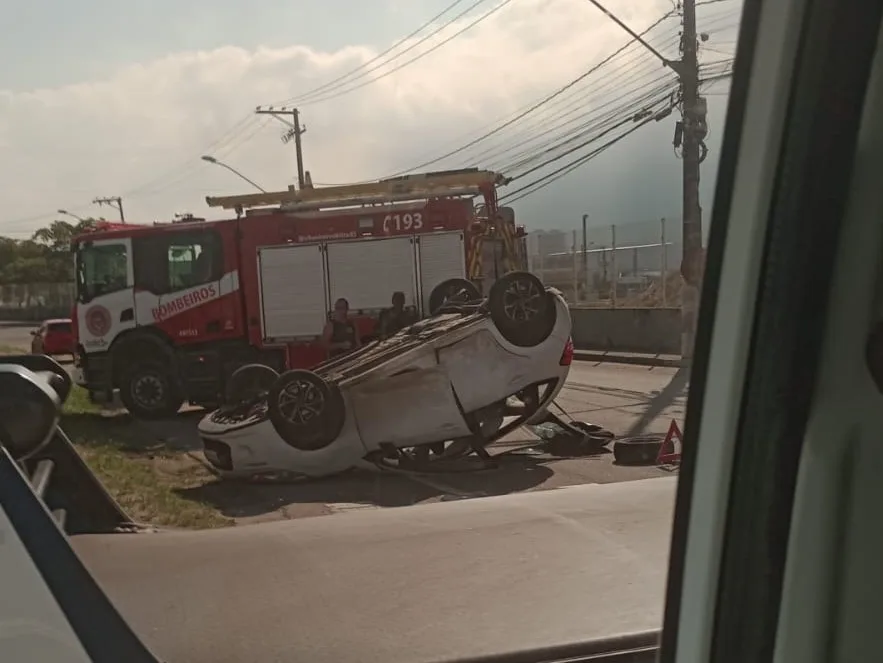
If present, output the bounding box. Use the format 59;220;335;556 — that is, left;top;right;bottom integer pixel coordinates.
172;361;687;524
0;321;35;352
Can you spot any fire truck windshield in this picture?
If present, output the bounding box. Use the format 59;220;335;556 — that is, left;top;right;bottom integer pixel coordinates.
75;241;129;302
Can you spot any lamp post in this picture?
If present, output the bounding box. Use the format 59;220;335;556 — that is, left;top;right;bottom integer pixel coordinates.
201;155;267;193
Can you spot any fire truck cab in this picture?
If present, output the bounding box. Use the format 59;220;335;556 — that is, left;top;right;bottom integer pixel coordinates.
71;169;527;419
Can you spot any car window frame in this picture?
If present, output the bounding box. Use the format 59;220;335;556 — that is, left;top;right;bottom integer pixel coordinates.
659;0;883;662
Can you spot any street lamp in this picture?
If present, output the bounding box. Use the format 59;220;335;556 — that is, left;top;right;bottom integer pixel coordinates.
57;209;85;222
201;155;267;193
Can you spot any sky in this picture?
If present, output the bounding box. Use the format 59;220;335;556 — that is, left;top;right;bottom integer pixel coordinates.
0;0;742;240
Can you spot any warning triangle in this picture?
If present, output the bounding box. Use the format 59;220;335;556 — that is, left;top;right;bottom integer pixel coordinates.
656;419;683;465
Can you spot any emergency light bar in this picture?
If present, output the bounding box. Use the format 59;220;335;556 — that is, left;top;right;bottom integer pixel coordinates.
205;169;510;212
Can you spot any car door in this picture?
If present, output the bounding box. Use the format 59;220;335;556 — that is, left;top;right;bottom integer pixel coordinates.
75;237;136;353
657;1;883;663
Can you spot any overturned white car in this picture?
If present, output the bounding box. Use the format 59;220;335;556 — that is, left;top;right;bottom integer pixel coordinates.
197;272;574;479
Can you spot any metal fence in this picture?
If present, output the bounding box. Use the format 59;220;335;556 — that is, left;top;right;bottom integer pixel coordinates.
528;218;684;307
0;282;75;321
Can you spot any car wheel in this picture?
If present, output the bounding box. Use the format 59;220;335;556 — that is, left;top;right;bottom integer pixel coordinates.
612;435;665;465
119;361;184;419
268;370;346;451
428;278;482;315
225;363;279;403
488;271;556;347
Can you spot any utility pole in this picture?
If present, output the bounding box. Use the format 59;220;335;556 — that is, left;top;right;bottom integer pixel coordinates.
584;0;708;361
254;106;307;189
676;0;707;361
581;214;589;303
92;196;125;223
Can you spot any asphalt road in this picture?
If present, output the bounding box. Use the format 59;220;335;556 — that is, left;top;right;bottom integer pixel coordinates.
168;361;687;524
0;321;36;352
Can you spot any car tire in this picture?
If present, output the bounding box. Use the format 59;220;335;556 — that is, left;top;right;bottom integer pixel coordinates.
488;271;556;347
612;435;665;465
225;364;279;404
268;370;346;451
119;361;184;420
428;278;482;315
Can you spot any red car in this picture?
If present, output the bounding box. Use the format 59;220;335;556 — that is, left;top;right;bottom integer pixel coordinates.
30;319;74;357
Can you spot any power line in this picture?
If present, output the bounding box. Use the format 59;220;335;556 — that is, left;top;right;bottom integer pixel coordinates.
477;61;681;169
293;0;516;107
500;108;667;204
386;8;677;176
270;0;477;107
499;78;678;174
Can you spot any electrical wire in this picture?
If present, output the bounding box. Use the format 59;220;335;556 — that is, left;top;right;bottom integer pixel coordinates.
499;77;678;174
448;37;681;169
294;0;517;107
500;106;669;204
270;0;479;107
478;63;680;170
404;12;732;177
385;8;678;177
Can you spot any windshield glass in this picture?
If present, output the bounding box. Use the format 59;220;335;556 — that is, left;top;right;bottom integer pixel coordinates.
0;0;745;660
75;242;129;302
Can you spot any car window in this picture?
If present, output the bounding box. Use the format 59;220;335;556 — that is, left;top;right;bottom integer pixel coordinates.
0;0;778;661
48;322;72;334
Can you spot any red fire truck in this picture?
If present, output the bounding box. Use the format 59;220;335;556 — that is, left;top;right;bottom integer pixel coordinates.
71;169;527;418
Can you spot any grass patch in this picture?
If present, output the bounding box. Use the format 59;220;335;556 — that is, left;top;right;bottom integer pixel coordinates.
61;385;232;529
0;344;27;355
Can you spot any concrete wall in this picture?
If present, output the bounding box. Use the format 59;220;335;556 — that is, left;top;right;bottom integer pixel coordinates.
570;307;681;355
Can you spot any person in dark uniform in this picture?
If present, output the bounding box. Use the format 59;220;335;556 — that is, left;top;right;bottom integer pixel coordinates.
378;291;416;340
323;298;361;358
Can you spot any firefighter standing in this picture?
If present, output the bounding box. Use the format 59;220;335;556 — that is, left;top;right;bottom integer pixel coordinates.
323;298;361;358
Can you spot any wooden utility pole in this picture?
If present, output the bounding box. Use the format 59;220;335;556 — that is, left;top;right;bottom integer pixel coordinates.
92;196;125;222
254;106;307;189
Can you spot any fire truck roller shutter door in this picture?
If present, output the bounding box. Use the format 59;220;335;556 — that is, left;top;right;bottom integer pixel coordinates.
417;231;468;316
258;244;329;341
326;237;417;312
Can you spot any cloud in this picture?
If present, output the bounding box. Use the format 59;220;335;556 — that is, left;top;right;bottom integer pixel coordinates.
0;0;740;235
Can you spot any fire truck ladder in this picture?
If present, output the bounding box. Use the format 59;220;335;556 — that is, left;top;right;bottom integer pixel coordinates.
205;168;510;213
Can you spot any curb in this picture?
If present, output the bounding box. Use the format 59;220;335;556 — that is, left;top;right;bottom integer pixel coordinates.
573;351;683;368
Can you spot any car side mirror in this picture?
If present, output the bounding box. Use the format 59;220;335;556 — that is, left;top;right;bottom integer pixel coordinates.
30;330;38;336
0;365;64;462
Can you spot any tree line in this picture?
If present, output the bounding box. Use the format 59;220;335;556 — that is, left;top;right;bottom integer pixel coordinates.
0;218;100;285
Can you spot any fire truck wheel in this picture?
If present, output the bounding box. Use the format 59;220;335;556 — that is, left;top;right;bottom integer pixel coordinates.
488;271;556;347
428;278;482;315
225;364;279;404
268;370;346;451
119;361;184;420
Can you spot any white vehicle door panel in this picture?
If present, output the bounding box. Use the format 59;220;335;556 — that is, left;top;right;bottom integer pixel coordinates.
259;244;328;341
349;365;472;447
77;237;135;353
417;231;466;315
327;236;417;310
438;328;534;413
